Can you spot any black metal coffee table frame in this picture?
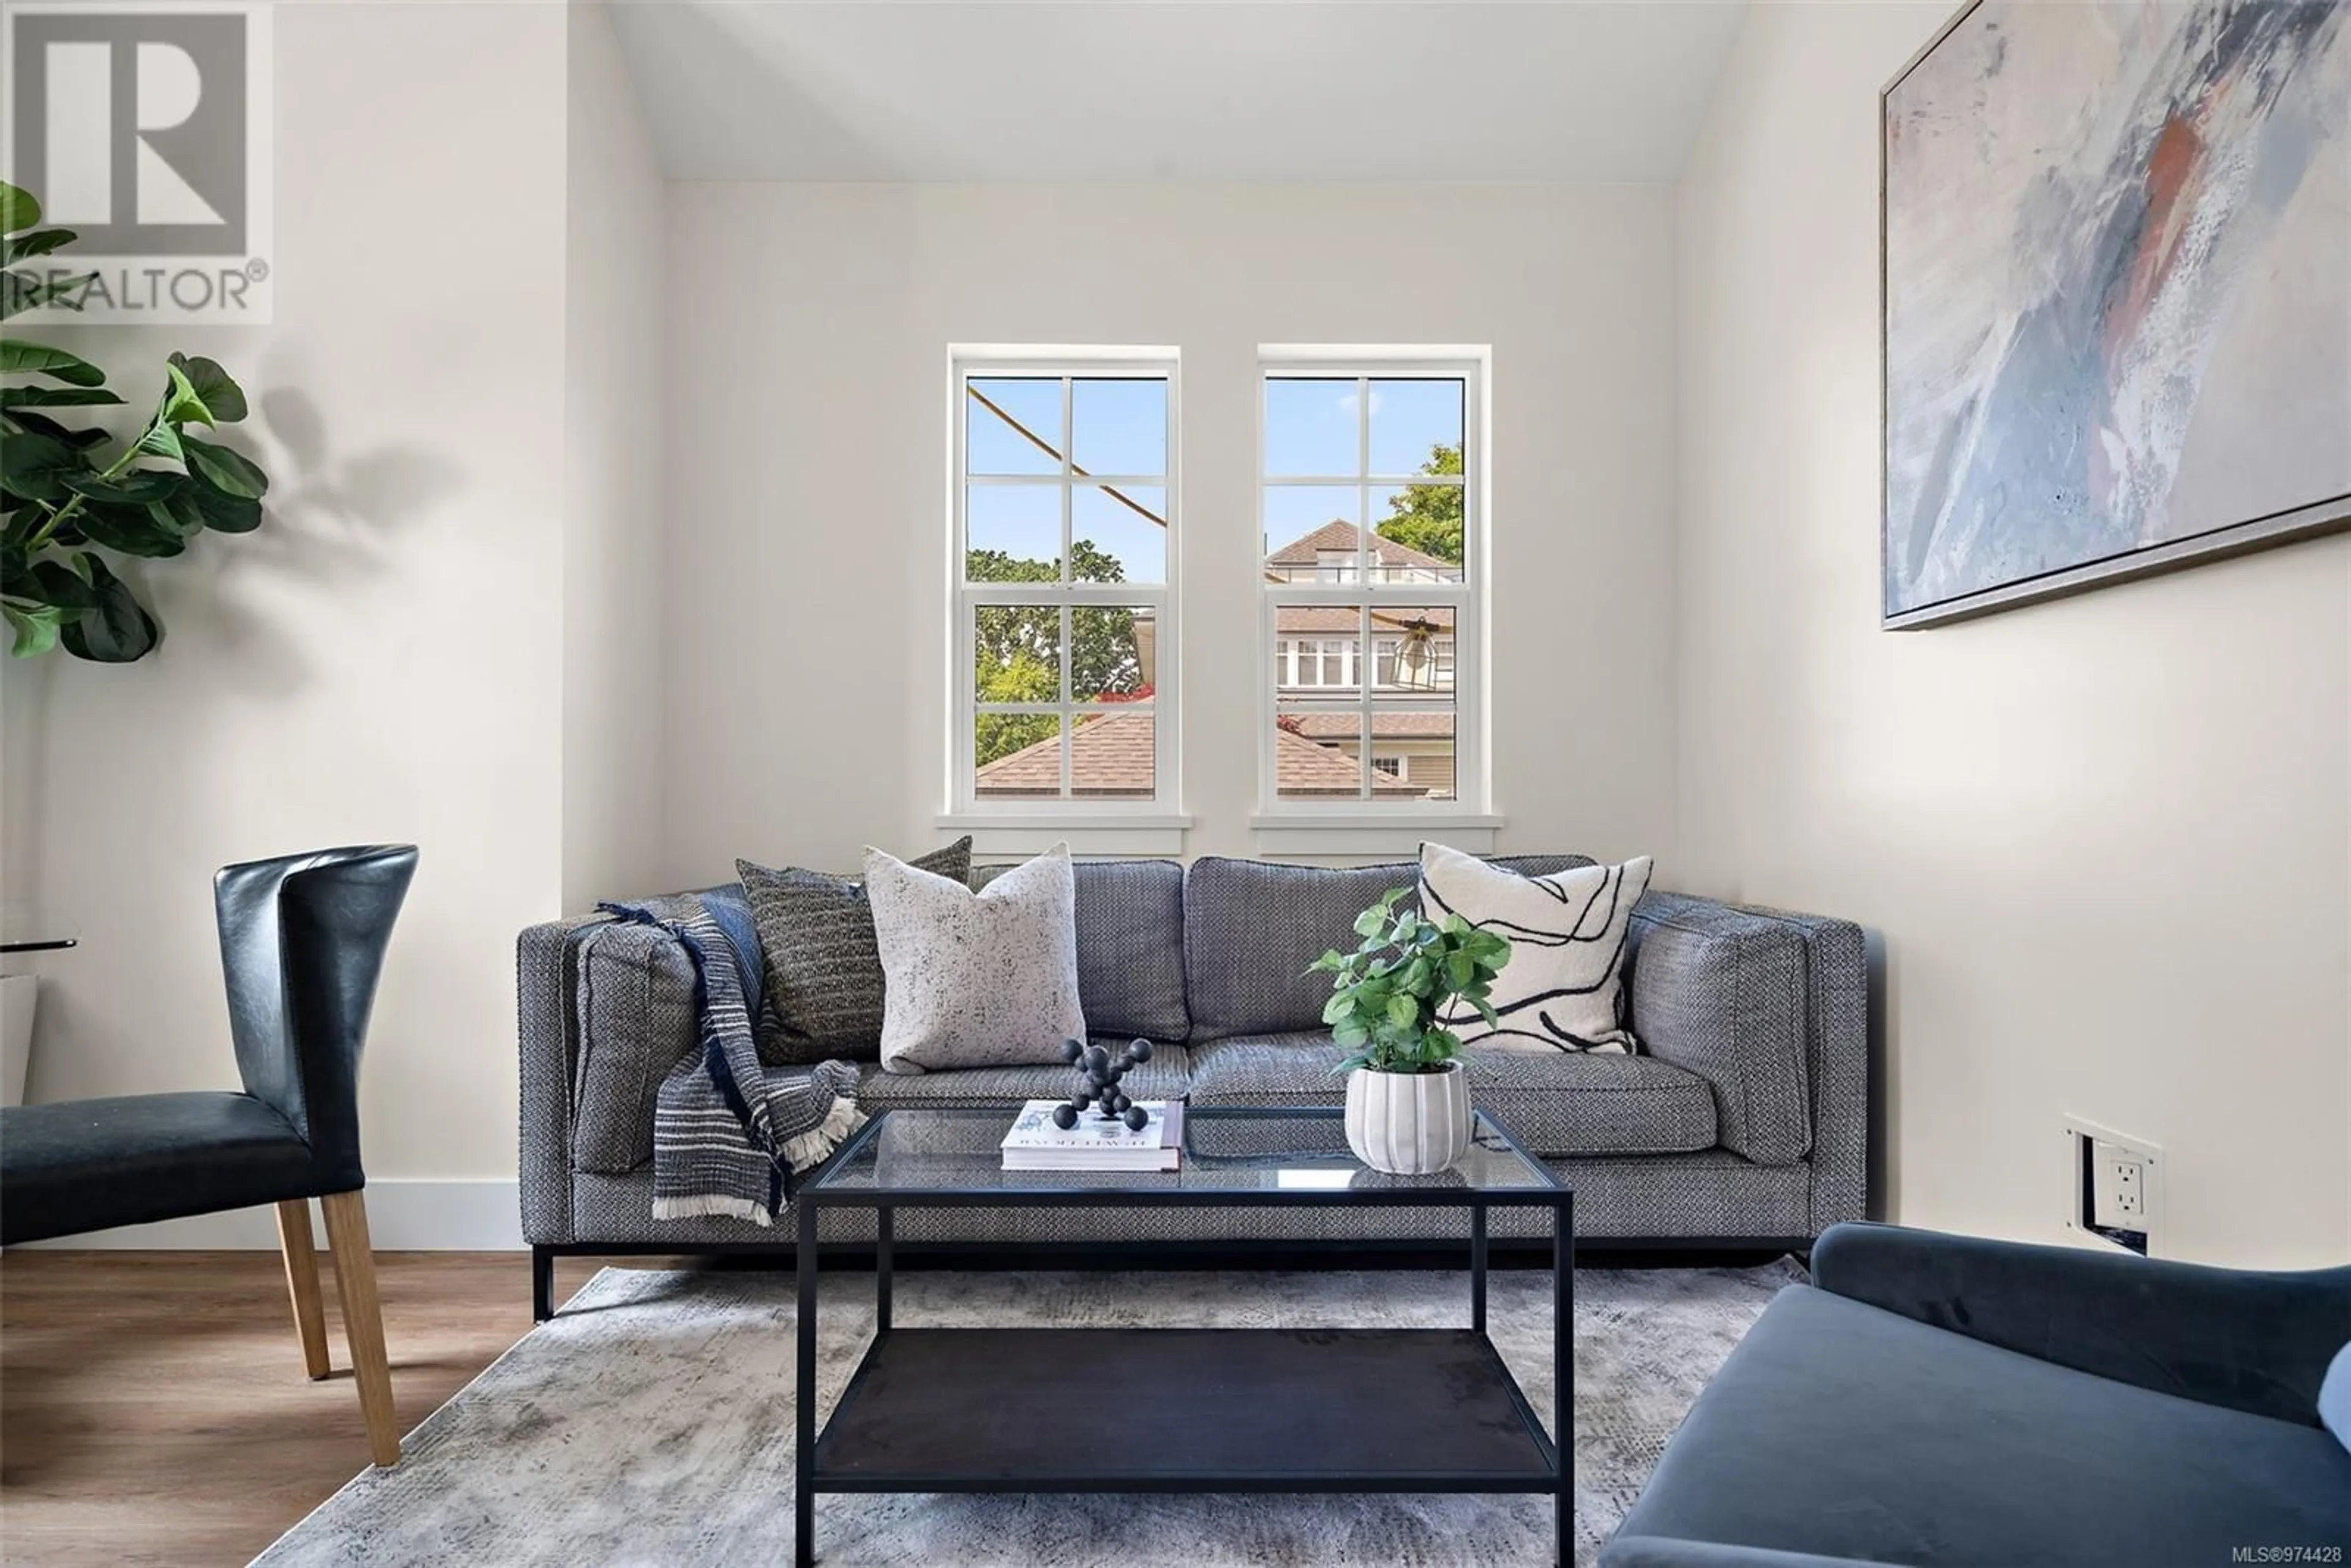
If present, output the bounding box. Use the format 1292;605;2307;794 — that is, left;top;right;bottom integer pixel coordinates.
794;1105;1573;1567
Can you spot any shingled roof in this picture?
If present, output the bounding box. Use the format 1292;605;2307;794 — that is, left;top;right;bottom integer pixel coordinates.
972;711;1426;798
1265;520;1455;572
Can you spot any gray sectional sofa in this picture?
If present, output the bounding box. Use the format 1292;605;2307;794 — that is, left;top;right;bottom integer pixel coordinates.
519;854;1871;1291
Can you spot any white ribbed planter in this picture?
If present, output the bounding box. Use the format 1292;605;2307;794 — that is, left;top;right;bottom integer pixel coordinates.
1343;1062;1474;1175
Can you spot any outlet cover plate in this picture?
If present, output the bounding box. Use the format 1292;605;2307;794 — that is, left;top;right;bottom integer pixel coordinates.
2064;1116;2162;1256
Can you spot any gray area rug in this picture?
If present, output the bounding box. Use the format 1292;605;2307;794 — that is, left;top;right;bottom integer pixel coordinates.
257;1262;1799;1567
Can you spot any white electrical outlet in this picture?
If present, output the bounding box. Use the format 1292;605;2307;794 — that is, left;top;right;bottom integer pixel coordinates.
2064;1117;2162;1255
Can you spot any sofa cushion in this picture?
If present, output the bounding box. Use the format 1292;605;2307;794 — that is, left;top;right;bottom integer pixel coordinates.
737;838;973;1064
869;844;1086;1075
1627;895;1813;1166
1185;1032;1716;1159
1183;853;1594;1039
1616;1285;2351;1567
1422;843;1652;1054
855;1044;1193;1114
974;858;1189;1041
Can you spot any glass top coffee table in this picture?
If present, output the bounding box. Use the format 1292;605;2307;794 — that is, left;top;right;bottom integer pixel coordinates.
792;1105;1574;1567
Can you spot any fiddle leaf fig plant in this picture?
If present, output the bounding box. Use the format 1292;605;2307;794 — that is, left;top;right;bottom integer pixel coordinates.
0;179;268;662
1309;888;1513;1075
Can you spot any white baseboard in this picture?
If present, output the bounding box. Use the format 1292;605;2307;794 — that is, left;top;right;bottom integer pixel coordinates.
17;1179;523;1250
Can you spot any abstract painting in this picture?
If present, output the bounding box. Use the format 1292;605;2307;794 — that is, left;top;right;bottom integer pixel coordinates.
1883;0;2350;627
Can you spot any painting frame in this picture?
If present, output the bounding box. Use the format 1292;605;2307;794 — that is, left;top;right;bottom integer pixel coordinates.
1879;0;2351;631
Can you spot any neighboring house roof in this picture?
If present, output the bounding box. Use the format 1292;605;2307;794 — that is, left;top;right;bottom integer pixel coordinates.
1275;604;1455;634
1266;520;1455;573
973;711;1424;797
1288;711;1457;740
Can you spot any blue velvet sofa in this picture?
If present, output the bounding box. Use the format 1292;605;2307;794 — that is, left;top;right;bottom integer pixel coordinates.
1604;1222;2351;1567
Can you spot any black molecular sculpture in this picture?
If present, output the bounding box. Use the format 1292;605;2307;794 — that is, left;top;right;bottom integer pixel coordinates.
1054;1038;1153;1131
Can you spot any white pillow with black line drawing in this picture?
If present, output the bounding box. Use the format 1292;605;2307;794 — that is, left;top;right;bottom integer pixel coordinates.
1418;842;1653;1054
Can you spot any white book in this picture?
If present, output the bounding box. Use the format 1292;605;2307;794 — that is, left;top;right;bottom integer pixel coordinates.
1001;1100;1183;1171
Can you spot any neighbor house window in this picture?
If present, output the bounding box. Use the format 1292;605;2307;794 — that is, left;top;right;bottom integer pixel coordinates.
1260;356;1480;814
953;354;1177;817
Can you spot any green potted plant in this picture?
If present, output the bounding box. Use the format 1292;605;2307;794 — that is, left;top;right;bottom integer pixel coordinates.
1;179;269;661
1310;888;1512;1174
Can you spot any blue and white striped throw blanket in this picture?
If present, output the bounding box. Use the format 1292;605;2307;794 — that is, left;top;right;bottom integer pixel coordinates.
599;899;864;1227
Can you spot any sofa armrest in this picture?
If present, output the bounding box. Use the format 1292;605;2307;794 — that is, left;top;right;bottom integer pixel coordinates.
517;887;742;1244
1812;1221;2351;1427
1600;1538;1897;1568
1627;898;1868;1243
517;914;604;1246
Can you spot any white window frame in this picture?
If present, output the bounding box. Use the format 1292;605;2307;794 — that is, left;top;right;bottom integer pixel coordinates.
1253;347;1497;857
941;347;1187;857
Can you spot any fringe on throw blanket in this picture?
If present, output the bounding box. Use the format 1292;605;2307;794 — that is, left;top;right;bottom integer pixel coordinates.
598;899;865;1227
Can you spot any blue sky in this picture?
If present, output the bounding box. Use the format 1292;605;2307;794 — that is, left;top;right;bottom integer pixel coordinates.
967;376;1462;583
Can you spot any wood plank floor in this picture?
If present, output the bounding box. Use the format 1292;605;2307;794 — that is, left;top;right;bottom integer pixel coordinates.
0;1250;676;1567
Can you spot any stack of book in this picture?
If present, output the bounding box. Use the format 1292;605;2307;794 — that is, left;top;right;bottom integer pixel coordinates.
1000;1100;1184;1172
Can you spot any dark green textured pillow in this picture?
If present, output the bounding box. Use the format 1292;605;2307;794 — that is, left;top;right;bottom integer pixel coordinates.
737;838;972;1063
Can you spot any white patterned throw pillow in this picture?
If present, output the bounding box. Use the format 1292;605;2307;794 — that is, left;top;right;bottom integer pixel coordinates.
1419;842;1653;1054
866;842;1086;1075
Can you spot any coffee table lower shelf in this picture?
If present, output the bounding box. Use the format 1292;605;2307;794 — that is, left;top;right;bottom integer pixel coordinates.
810;1326;1559;1495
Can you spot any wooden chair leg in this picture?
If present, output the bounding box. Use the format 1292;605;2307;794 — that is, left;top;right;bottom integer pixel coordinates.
320;1190;401;1467
274;1199;332;1380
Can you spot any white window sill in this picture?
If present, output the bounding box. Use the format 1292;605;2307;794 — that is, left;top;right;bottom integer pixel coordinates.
1247;812;1503;859
937;813;1193;860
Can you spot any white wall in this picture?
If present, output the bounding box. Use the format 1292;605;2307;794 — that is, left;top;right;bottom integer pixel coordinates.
562;1;666;907
1;1;571;1186
1676;4;2351;1267
658;182;1679;883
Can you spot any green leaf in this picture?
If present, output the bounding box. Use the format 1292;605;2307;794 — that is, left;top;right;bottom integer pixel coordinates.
4;601;62;656
135;419;184;462
1332;1020;1370;1049
157;361;216;428
1330;1051;1376;1075
0;339;105;387
1473;999;1501;1029
1400;955;1434;996
63;468;180;505
4;410;111;449
73;500;185;558
1352;904;1389;939
1;228;77;267
0;183;40;235
58;554;158;661
0;430;78;501
152;481;261;535
1444;950;1474;988
0;384;122;410
167;353;246;423
1321;991;1354;1026
0;271;96;320
4;555;99;611
1385;991;1419;1030
181;435;267;499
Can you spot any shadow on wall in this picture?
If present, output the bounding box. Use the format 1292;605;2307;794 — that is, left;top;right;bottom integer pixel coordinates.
129;378;463;697
0;367;463;913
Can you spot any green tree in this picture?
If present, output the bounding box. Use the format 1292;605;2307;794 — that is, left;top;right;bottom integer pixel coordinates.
974;648;1057;764
967;539;1146;767
1376;443;1464;565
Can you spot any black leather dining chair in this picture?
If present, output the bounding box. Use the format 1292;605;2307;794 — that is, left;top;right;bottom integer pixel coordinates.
0;844;419;1466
